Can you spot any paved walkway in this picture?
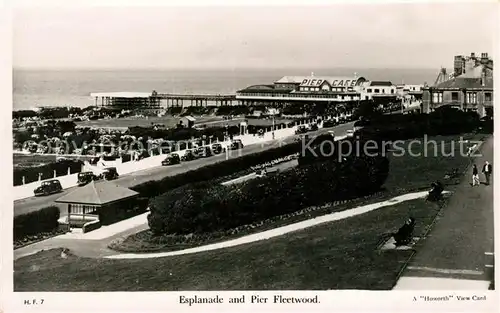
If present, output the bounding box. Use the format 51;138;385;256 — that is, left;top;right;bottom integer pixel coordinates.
394;135;494;290
14;213;149;260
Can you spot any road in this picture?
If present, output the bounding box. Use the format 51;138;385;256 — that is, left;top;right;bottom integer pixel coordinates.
14;122;355;217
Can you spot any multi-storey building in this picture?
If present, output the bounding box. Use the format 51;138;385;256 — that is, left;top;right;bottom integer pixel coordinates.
236;75;369;106
422;52;493;117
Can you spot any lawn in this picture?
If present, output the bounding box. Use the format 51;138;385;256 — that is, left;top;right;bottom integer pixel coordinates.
196;117;294;129
74;115;293;129
14;197;445;291
13;153;94;167
75;116;225;129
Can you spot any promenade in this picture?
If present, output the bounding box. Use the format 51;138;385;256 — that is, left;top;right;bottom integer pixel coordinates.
394;136;494;290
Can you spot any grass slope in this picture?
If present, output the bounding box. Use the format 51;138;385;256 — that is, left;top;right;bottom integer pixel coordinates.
14;198;444;291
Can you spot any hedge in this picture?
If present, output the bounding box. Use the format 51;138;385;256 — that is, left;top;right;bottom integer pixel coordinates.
356;107;480;142
13;159;83;186
14;205;60;240
147;153;389;235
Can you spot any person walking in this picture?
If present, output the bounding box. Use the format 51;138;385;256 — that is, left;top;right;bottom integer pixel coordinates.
482;161;493;185
472;164;480;186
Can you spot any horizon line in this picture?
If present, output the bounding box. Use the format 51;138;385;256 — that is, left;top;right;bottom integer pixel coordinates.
13;65;442;71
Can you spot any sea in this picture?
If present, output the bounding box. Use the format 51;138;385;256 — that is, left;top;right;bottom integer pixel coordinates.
13;68;439;111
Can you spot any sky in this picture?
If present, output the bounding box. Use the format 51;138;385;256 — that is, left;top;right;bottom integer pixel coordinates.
12;3;498;69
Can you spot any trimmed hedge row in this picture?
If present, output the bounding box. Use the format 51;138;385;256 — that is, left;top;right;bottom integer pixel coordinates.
14;206;60;240
147;153;389;235
13;159;83;186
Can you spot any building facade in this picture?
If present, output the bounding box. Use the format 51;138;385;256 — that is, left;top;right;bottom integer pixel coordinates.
236;75;368;106
422;52;493;117
359;81;398;101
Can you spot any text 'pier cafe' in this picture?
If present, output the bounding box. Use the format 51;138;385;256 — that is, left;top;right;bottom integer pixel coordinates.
235;75;398;106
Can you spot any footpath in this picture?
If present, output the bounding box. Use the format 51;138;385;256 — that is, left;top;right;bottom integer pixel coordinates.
394;136;494;290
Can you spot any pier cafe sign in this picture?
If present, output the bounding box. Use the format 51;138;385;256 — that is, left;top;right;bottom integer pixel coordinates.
301;78;360;87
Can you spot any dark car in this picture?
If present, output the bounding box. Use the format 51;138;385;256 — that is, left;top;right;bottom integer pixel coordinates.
194;146;212;158
322;119;336;128
103;167;119;180
211;143;226;154
34;179;63;196
161;153;180;166
228;139;244;150
77;171;100;186
295;125;308;134
181;149;197;161
308;123;319;131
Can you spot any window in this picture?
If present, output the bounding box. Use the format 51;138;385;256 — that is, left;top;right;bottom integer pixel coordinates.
391;89;395;94
382;89;385;93
485;92;492;101
467;92;477;104
432;92;443;104
374;89;380;93
367;89;372;93
451;92;459;101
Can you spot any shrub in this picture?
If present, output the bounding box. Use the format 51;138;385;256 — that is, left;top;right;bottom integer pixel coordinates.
147;154;389;235
356;109;480;142
14;206;60;240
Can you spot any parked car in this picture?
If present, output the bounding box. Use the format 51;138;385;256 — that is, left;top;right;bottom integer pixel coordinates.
194;146;213;158
211;143;226;154
228;139;244;150
322;119;336;128
308;123;319;131
181;149;197;161
77;171;101;186
34;179;63;196
295;125;308;134
102;167;119;180
161;153;180;166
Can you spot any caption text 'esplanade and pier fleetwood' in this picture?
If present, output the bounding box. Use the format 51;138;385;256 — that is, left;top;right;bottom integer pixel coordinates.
89;52;493;118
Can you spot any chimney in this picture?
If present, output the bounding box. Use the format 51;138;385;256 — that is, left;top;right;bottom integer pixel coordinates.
481;52;489;64
481;66;487;87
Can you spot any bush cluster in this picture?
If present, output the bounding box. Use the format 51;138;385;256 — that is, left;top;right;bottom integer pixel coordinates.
147;153;389;235
14;159;83;186
356;107;481;142
14;206;60;240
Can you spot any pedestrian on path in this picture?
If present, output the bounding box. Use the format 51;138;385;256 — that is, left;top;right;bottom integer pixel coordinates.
472;164;480;186
482;161;493;185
